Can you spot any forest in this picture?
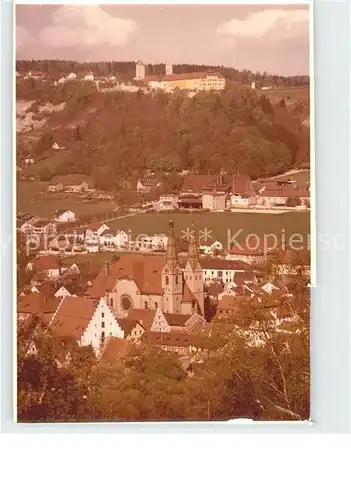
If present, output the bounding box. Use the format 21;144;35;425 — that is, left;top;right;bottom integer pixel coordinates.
17;75;310;193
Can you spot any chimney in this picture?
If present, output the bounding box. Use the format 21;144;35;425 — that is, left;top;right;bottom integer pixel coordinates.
104;261;110;277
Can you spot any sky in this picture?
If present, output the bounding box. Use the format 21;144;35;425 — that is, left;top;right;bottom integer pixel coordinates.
16;4;310;76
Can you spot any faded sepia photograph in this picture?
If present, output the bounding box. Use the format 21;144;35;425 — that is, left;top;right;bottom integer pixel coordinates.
16;4;311;423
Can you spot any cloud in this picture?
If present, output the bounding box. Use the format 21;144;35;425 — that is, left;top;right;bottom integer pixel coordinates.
16;26;34;50
38;6;138;49
217;9;308;42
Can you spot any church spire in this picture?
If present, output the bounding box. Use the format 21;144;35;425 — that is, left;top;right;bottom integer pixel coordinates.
165;219;178;271
188;225;200;270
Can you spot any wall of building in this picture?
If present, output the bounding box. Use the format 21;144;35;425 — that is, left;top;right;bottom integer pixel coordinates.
80;298;124;354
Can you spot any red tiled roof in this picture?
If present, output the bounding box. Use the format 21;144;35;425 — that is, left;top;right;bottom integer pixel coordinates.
87;255;166;297
49;296;98;339
230;237;276;256
126;308;157;331
87;222;110;231
99;337;130;363
200;258;250;270
117;317;144;336
181;174;253;195
33;255;60;270
141;331;203;348
163;313;191;327
181;283;196;303
17;293;60;315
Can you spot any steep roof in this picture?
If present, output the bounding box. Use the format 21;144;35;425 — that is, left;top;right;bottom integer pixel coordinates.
126;308;158;331
87;255;166;297
117;318;144;336
17;293;60;315
49;296;98;339
163;313;191;327
99;337;130;363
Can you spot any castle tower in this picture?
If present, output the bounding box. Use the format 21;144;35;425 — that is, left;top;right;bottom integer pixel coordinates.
165;62;173;76
135;60;146;81
184;226;204;315
161;220;183;314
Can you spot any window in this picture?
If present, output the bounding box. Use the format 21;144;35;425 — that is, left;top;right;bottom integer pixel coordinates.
144;301;149;310
101;332;105;345
110;298;114;308
155;302;158;309
165;276;169;286
101;312;105;318
175;275;179;285
101;321;105;328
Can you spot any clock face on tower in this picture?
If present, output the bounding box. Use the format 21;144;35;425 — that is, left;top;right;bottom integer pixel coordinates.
120;294;133;311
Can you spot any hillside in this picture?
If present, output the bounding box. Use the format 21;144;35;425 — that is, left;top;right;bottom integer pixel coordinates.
16;77;310;193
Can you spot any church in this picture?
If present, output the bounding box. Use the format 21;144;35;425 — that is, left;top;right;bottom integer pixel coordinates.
87;220;205;318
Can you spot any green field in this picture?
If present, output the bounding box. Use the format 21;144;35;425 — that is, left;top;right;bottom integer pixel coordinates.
17;181;116;218
106;211;311;248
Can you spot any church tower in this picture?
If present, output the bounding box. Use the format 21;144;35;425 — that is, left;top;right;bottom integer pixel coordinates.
162;220;183;314
184;226;204;315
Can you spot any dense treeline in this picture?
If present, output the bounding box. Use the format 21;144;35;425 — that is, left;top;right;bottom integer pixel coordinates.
16;59;309;88
17;78;309;191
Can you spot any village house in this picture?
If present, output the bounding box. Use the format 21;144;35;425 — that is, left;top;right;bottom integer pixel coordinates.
153;195;179;211
254;179;310;207
200;258;253;284
54;209;76;223
17;293;61;323
226;237;277;264
99;229;129;250
48;296;125;356
141;331;206;356
26;254;61;280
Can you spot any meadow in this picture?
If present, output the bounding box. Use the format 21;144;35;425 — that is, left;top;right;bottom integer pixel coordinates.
17;181;116;218
106;211;311;249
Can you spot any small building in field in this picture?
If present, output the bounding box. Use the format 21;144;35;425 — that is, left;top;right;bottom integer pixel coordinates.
55;209;76;223
137;176;162;193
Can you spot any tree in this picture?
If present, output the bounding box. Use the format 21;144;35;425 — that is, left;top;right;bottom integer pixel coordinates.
38;166;53;181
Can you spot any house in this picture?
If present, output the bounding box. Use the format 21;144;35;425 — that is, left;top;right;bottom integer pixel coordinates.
181;173;254;197
141;331;206;356
137;176;162;193
67;72;76;80
48;296;125;356
29;220;57;235
52;141;63;150
200;258;252;284
202;192;226;211
26;254;61;279
55;209;76;223
199;241;223;256
153;195;179;211
117;318;146;343
228;193;257;208
227;237;277;263
54;285;75;298
178;195;202;209
99;337;130;363
17;293;61;322
253;179;310;207
83;72;95;82
48;183;64;193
